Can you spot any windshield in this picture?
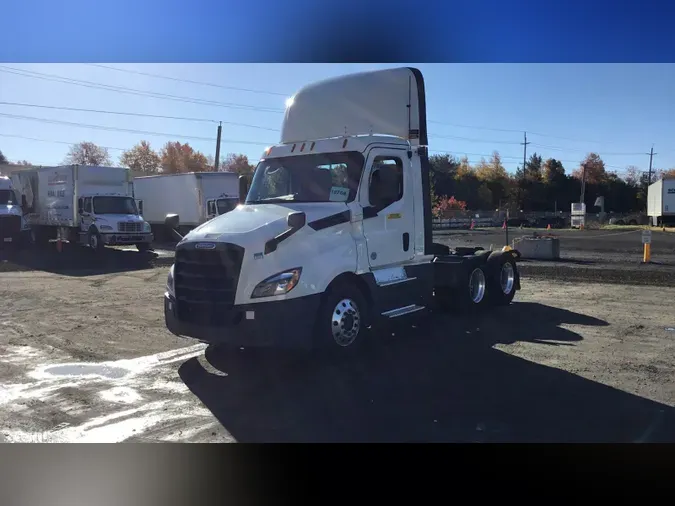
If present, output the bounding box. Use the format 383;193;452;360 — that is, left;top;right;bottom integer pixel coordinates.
216;198;239;215
245;152;365;205
93;196;138;215
0;189;19;206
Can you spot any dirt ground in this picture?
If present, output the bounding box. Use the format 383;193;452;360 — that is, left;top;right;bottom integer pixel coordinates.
1;265;674;442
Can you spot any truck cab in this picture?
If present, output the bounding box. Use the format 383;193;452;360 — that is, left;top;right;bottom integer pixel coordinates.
0;175;30;247
205;195;240;221
77;194;153;252
164;67;520;353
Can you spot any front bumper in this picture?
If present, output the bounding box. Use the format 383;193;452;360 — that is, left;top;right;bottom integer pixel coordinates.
101;232;153;245
164;292;322;349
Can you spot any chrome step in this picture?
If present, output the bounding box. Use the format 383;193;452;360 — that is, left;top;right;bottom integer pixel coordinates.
382;304;426;318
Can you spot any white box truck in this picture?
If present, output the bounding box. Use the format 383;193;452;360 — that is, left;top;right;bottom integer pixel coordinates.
133;172;241;237
0;175;31;246
647;177;675;226
163;67;522;354
11;165;153;252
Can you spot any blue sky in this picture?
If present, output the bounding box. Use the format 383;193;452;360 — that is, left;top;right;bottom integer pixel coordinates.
1;63;674;177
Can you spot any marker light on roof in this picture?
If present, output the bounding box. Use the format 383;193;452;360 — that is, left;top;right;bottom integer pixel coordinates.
285;96;295;108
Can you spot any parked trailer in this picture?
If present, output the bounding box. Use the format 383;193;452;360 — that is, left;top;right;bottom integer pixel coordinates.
0;175;31;247
133;172;241;237
11;165;153;252
647;177;675;226
163;67;521;353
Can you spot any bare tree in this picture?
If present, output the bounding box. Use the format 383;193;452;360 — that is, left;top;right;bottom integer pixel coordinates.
63;141;112;165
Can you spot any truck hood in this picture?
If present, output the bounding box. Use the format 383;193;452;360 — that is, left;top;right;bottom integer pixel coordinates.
182;202;348;243
95;214;145;223
0;205;22;217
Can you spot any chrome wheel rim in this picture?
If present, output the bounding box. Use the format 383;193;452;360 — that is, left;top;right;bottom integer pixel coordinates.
500;262;515;295
331;298;361;347
469;268;486;304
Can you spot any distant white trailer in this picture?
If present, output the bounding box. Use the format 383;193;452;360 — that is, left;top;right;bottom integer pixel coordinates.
133;172;241;234
647;177;675;226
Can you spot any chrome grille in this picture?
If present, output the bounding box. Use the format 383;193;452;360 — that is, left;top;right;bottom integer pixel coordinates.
0;216;21;239
174;243;245;326
118;222;142;233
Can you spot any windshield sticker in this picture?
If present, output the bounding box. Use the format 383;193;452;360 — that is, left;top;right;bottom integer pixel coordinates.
329;186;349;202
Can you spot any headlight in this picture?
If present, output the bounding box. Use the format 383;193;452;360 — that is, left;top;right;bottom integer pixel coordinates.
251;268;302;298
100;225;113;231
143;222;151;232
167;264;175;296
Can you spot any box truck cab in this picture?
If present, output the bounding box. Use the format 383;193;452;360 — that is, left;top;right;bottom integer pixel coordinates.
0;175;30;246
164;67;521;353
12;165;153;252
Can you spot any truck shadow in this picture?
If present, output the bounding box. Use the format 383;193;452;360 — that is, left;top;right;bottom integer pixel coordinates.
0;243;174;276
178;302;675;442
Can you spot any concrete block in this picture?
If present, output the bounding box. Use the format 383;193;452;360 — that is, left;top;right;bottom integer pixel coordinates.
513;236;560;260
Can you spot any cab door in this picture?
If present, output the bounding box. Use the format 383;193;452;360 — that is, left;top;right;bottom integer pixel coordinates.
360;147;415;268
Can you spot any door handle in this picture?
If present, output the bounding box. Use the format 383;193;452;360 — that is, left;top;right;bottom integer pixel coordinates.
402;232;410;251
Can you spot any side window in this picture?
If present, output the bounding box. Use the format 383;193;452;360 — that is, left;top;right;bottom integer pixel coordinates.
368;156;403;207
84;197;92;213
207;200;216;215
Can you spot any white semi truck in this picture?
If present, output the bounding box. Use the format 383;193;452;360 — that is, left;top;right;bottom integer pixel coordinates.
647;177;675;226
11;165;153;252
0;175;31;246
163;67;521;352
133;172;241;237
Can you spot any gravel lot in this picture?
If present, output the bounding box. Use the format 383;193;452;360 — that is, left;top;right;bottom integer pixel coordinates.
1;260;674;442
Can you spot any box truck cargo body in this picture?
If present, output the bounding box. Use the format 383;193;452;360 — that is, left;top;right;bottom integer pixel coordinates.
10;165;153;252
133;172;240;234
647;178;675;226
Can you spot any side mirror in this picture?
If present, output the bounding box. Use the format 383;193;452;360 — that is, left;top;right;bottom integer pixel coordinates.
239;175;249;204
165;213;183;241
287;211;306;229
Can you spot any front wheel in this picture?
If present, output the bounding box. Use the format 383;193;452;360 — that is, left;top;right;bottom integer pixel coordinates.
136;243;152;253
314;281;369;353
88;228;104;252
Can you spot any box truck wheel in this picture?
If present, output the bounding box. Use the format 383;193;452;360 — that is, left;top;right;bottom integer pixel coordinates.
315;281;369;353
87;227;104;252
136;243;151;253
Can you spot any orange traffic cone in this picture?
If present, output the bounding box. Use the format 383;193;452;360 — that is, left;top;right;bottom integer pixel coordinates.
470;219;475;230
547;224;551;231
502;219;507;230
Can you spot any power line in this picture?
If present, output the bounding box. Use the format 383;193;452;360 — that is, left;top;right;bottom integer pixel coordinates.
0;113;276;146
0;101;281;132
83;64;289;97
429;133;520;145
0;66;285;114
0;133;126;151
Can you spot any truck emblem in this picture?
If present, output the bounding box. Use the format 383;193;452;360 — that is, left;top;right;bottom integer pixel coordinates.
195;242;216;249
254;252;264;260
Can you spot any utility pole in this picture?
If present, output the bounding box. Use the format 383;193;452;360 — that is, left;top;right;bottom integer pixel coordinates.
647;145;656;186
214;122;222;171
521;132;530;176
580;163;587;204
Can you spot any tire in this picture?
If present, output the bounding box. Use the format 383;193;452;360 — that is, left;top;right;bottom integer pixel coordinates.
136;243;151;253
487;254;518;306
87;227;104;252
314;281;369;353
435;261;489;313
